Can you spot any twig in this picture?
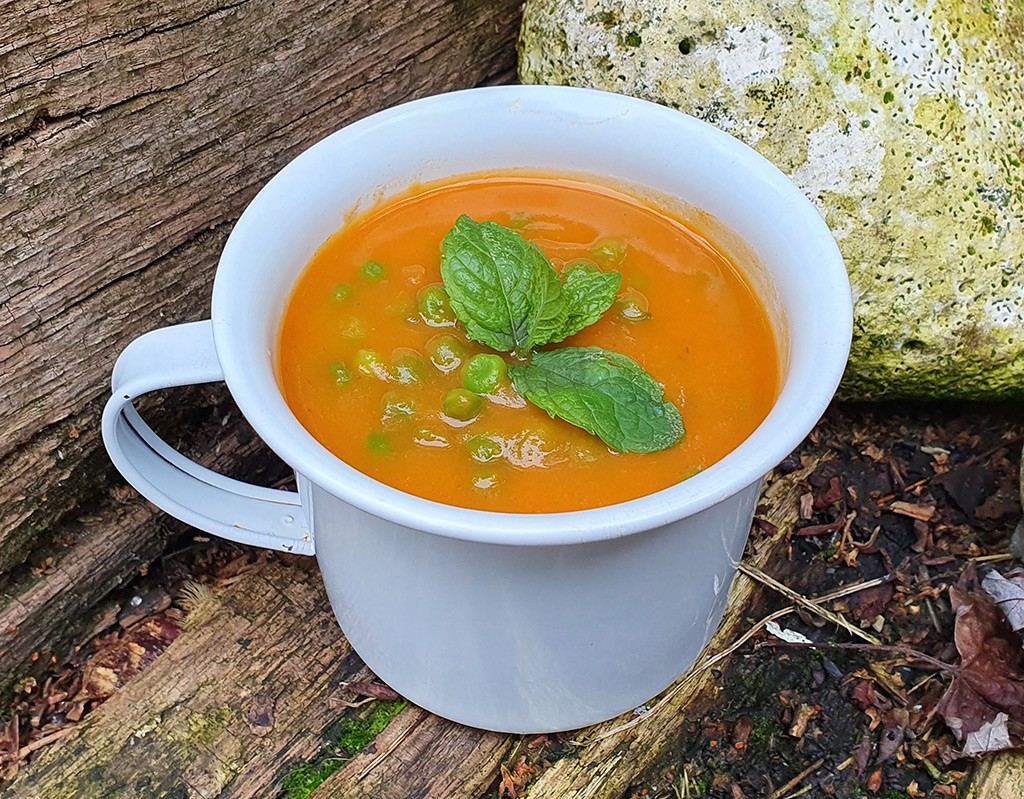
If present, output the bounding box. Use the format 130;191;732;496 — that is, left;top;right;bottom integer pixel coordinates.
756;640;958;673
738;563;882;645
791;517;845;538
971;553;1014;563
815;575;892;603
780;784;816;799
770;758;825;799
17;727;75;759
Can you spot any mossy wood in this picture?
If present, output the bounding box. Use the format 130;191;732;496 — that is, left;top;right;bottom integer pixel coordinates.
967;754;1024;798
1;560;368;798
0;0;521;687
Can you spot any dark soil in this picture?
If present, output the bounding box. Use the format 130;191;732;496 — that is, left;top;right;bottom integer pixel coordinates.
623;401;1023;799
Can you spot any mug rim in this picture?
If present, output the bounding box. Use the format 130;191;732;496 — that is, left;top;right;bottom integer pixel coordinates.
212;85;852;546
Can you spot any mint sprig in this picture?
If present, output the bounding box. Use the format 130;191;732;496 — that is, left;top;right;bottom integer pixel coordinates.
558;263;622;341
509;348;685;454
440;216;567;353
439;216;684;454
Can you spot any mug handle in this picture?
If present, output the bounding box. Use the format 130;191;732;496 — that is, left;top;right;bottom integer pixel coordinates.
101;320;315;555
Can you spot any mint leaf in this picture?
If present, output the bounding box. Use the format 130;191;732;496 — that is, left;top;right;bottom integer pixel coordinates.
552;265;623;342
440;216;567;353
509;347;684;453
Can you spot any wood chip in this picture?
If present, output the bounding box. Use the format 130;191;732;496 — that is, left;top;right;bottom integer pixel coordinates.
889;501;936;521
799;492;815;520
788;704;819;738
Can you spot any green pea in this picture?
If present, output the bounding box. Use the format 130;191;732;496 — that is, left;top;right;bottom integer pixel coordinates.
390;349;428;384
329;361;352;385
426;334;466;373
354;349;389;380
418;284;456;327
361;260;386;280
461;354;507;395
388;291;419;324
414;428;449;448
442;388;483;422
340;318;367;340
332;283;353;301
564;258;599;275
592;239;626;266
616;287;650;321
465;434;503;463
366;431;392;456
380;392;416;423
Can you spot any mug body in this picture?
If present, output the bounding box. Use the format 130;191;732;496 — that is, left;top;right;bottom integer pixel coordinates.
205;86;851;732
309;475;761;732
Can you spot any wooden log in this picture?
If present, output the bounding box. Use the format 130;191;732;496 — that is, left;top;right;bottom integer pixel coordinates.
967;754;1024;798
0;0;522;576
1;560;369;798
0;458;808;797
317;706;514;799
0;387;291;691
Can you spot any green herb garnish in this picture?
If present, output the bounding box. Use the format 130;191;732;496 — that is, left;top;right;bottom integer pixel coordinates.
509;347;684;454
440;215;567;353
439;215;684;454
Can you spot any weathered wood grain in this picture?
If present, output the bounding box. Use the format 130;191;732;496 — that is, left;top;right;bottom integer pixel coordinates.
317;706;514;799
0;459;806;797
966;754;1024;799
0;392;291;690
0;0;520;582
0;227;226;574
1;560;370;798
1;0;519;455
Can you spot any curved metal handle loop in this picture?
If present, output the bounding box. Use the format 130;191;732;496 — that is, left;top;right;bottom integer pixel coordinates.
101;321;314;555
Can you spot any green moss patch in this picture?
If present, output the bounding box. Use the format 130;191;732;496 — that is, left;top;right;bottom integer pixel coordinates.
281;700;406;799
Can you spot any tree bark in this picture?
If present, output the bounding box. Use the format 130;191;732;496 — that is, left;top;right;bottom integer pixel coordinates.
2;560;370;798
0;0;521;682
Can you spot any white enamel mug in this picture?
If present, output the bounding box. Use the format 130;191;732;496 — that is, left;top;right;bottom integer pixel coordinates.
102;86;852;733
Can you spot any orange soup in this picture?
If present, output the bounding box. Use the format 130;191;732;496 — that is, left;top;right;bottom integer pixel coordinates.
278;174;779;512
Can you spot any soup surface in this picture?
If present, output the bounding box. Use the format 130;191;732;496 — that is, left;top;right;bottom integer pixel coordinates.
278;174;779;512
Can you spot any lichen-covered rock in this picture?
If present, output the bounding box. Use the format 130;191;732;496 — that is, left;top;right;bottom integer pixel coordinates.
520;0;1024;399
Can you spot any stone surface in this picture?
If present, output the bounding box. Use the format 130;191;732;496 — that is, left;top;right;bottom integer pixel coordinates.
520;0;1024;399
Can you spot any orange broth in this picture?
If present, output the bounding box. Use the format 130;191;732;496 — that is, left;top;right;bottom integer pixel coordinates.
277;174;779;512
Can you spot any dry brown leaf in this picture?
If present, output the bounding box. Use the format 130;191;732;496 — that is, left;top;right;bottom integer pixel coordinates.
982;570;1024;633
497;756;536;799
342;681;401;702
937;585;1024;756
889;501;936;522
74;616;180;701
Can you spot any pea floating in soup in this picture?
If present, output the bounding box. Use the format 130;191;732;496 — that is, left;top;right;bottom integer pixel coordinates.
277;174;779;512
